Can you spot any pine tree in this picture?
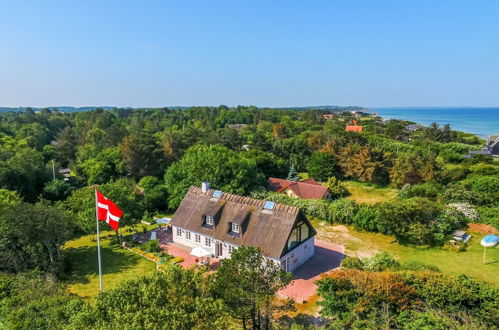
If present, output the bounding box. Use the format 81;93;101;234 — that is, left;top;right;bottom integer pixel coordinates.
286;164;300;181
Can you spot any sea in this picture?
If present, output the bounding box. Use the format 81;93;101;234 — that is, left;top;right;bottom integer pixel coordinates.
371;107;499;138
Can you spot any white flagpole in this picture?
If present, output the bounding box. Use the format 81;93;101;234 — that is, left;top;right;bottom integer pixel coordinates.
95;189;103;292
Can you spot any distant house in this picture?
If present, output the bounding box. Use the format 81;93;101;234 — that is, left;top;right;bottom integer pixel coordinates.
267;177;331;200
323;114;334;119
58;168;71;181
345;125;363;132
171;184;317;272
379;119;392;124
404;124;423;132
345;120;363;132
486;134;499;156
227;124;248;130
466;133;499;158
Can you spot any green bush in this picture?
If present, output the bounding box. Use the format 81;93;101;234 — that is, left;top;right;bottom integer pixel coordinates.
442;183;479;204
341;256;364;270
398;182;443;199
170;256;184;264
468;163;499;176
438;164;470;183
352;204;379;232
477;206;499;229
363;252;400;271
341;253;401;272
143;239;160;253
158;254;173;265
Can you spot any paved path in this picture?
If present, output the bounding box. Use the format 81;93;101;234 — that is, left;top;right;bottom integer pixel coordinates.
278;240;344;302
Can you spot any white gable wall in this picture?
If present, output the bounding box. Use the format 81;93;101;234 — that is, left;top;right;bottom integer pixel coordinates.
279;236;315;272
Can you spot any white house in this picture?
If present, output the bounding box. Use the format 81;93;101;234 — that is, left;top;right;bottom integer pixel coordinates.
171;184;316;272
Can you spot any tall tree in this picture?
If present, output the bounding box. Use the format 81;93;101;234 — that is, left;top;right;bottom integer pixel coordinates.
120;133;166;178
212;246;292;329
55;126;77;165
286;164;300;181
164;144;264;208
307;151;338;181
0;203;76;273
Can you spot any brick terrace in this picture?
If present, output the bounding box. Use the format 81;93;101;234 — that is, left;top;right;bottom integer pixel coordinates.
152;227;344;302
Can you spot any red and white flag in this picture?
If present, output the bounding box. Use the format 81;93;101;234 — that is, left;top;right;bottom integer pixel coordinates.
96;190;123;231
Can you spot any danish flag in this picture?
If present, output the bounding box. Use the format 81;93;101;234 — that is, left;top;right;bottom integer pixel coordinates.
96;190;123;231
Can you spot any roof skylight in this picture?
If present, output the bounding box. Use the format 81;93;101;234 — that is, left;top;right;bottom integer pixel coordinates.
264;201;275;210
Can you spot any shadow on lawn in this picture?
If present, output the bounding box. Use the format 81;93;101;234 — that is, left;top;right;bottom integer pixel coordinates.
63;245;143;284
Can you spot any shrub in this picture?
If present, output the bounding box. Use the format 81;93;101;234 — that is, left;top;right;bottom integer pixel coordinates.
328;199;357;224
171;257;184;264
158;254;173;265
438;164;469;183
477;206;499;229
469;176;499;195
442;183;478;204
363;252;400;272
352;204;379;232
468;163;499;176
447;203;479;222
376;198;443;245
325;176;349;198
397;182;443;199
341;256;364;270
438;149;463;163
143;239;161;253
341;253;401;272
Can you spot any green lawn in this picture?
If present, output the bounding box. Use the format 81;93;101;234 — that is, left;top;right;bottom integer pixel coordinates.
63;226;157;298
314;221;499;286
343;181;398;204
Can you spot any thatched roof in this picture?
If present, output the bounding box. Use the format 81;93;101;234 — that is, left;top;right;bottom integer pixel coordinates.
171;186;314;259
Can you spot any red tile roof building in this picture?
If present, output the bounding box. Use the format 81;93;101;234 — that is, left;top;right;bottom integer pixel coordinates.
345;120;363;132
345;125;363;132
267;177;331;200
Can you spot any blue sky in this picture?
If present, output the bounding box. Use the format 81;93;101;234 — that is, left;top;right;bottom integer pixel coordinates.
0;1;498;107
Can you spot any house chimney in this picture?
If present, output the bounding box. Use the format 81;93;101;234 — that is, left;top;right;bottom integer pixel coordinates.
201;181;210;193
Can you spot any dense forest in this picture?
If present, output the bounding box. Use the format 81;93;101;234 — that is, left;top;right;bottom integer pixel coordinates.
1;106;498;329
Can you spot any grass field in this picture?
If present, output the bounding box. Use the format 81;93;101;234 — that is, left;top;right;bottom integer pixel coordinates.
343;181;398;204
315;221;499;286
63;225;157;298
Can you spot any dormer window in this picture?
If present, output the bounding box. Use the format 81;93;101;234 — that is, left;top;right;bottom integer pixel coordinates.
232;223;240;234
206;216;214;226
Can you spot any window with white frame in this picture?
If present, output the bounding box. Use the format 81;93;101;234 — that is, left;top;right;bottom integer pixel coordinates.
228;245;235;254
176;228;183;237
206;216;214;225
185;231;191;240
195;234;201;243
205;237;212;247
232;223;240;233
